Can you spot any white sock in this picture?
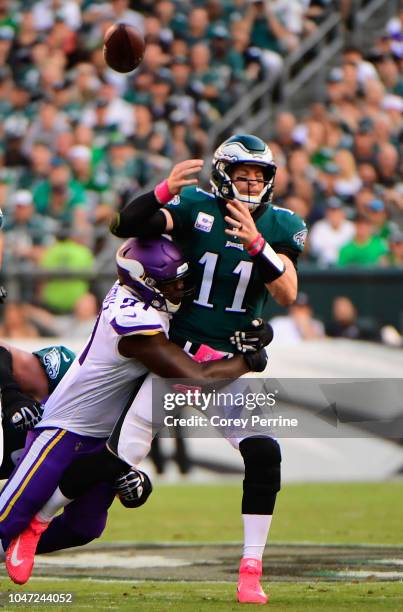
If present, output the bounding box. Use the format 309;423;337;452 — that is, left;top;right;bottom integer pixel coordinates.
36;487;73;523
242;514;273;561
0;539;4;561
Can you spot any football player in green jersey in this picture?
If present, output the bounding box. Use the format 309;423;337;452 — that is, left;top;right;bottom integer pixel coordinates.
111;134;308;604
0;343;76;478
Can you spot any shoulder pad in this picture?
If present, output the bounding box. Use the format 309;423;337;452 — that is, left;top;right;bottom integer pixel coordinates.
110;298;164;337
271;205;295;216
195;187;216;199
180;185;215;200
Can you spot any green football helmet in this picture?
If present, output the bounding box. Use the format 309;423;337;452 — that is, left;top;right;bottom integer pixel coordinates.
210;134;277;210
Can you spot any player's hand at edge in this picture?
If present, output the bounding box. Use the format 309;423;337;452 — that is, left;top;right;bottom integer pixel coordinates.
10;400;43;432
167;159;204;196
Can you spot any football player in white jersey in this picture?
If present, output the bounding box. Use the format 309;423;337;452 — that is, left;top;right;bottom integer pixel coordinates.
0;236;269;585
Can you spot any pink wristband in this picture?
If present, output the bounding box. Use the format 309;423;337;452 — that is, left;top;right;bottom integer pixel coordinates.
247;234;265;256
154;179;175;205
246;233;262;251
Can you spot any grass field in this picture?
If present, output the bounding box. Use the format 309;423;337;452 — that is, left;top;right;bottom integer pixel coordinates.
2;580;403;611
1;482;402;611
101;481;403;544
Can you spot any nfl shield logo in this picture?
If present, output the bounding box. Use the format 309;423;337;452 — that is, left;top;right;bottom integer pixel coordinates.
195;212;214;232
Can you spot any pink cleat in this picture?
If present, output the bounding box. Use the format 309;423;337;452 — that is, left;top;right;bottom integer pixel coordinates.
237;558;268;604
5;517;49;585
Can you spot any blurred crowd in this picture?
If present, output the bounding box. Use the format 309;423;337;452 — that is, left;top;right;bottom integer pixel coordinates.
269;292;403;347
0;0;400;339
268;36;403;268
0;0;330;251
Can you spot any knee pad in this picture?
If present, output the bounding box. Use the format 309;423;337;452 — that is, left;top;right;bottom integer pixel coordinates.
239;436;281;514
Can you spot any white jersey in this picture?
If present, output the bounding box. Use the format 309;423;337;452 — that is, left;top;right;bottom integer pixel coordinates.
39;282;170;437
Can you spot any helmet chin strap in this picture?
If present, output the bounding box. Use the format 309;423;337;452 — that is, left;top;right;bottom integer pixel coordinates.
166;299;181;314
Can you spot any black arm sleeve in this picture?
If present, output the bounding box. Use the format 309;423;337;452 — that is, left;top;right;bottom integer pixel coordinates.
0;346;33;420
110;190;168;239
273;244;300;269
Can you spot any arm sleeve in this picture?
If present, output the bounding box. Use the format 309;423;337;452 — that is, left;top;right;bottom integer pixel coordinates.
110;190;168;239
164;188;196;238
273;244;300;269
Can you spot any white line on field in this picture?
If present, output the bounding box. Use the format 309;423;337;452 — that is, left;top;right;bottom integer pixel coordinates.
15;577;236;585
92;540;403;550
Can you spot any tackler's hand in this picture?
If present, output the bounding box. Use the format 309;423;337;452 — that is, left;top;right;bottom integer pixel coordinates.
114;468;153;508
243;349;268;373
230;319;274;353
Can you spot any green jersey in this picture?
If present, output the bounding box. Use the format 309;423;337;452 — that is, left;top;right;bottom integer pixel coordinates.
32;345;76;394
166;187;307;352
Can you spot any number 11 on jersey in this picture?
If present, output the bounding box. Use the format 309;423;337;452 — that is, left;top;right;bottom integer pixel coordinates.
193;251;253;313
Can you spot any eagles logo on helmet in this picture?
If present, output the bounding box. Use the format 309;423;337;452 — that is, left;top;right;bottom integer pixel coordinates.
210;134;277;211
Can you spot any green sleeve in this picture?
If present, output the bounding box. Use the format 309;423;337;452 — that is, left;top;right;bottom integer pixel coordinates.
33;345;76;393
270;207;308;255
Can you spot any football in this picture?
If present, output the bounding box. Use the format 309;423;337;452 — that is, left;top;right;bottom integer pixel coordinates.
103;23;145;73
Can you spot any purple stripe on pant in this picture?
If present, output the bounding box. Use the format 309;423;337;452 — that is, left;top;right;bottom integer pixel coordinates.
0;428;106;549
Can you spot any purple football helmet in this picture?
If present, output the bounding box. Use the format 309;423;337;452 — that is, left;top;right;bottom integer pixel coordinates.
116;236;189;313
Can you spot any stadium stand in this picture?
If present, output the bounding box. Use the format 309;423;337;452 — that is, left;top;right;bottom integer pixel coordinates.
0;0;400;339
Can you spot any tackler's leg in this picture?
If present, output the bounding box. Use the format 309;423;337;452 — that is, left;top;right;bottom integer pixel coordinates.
36;481;116;553
1;428;104;584
10;375;156;577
